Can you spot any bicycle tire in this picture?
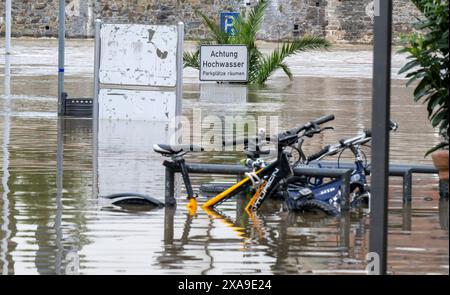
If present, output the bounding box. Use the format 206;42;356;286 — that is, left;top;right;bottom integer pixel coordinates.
200;183;234;194
294;199;338;216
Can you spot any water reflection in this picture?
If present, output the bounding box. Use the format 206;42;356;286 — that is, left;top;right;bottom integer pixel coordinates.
1;53;13;274
94;119;171;198
439;199;449;231
200;83;248;104
54;118;64;274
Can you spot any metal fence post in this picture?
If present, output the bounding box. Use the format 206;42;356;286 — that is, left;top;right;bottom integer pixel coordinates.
5;0;11;55
403;170;412;203
402;202;412;231
340;170;351;211
369;0;392;276
165;166;176;206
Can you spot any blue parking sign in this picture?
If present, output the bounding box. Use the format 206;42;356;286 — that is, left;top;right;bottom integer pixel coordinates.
220;12;240;35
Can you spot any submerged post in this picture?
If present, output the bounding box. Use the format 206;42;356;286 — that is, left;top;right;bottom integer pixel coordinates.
5;0;11;55
369;0;392;275
57;0;65;116
92;19;101;198
165;166;176;206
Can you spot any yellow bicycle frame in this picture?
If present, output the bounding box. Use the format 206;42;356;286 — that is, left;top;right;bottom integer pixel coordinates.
202;168;264;209
245;180;267;213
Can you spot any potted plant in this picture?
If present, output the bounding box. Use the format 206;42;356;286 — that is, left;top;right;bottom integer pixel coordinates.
399;0;449;198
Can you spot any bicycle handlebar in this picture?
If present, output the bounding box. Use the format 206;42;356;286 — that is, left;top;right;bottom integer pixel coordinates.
223;114;335;147
287;114;335;135
313;114;336;126
361;120;398;139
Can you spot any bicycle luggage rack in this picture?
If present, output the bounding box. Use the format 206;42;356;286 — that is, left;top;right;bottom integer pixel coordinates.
163;161;353;209
310;161;440;202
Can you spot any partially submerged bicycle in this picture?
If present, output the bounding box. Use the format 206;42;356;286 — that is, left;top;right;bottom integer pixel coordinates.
200;121;399;214
282;121;398;211
101;114;396;217
124;115;335;215
201;115;336;212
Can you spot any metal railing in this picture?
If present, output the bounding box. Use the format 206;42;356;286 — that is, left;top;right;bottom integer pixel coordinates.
163;161;353;210
311;161;438;203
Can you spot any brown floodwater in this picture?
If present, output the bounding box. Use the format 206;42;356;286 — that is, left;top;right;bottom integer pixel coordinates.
0;38;448;275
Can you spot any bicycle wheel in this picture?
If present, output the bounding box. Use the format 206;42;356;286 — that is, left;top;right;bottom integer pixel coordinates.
270;175;309;200
291;199;338;216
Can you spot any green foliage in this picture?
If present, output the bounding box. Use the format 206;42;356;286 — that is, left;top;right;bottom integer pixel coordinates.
184;0;330;84
399;0;449;155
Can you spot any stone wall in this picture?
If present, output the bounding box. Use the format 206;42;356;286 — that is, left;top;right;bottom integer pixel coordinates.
0;0;420;43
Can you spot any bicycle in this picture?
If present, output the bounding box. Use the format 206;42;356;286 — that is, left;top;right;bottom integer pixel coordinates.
200;121;398;214
282;121;399;211
202;115;336;212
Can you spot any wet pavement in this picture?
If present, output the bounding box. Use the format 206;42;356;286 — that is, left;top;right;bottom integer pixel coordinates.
0;38;448;274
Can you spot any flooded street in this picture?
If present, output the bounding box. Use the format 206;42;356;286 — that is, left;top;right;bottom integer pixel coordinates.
0;38;448;275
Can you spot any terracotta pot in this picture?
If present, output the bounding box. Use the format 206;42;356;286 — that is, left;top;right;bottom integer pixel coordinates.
432;150;449;181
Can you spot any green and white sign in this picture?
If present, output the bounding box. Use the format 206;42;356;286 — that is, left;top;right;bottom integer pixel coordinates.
200;45;248;82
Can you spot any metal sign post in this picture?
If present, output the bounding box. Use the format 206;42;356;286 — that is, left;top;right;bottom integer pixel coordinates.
369;0;392;275
176;22;184;117
58;0;66;116
5;0;11;55
92;19;101;199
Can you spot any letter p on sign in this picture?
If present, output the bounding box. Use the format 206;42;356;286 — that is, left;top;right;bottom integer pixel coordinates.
220;12;240;35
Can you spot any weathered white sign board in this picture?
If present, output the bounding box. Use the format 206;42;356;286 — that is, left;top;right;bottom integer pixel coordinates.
99;24;178;87
99;89;176;121
200;45;248;82
93;21;184;199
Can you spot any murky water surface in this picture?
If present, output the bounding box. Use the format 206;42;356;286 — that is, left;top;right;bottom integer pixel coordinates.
0;39;448;275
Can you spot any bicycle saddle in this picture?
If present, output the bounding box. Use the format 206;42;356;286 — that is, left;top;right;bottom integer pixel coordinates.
153;144;204;156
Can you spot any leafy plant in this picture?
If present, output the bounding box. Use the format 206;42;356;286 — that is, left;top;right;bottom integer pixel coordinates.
184;0;330;85
399;0;449;155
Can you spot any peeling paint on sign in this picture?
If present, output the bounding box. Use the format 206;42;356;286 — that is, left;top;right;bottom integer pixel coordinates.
99;24;178;87
66;0;80;17
98;89;176;121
